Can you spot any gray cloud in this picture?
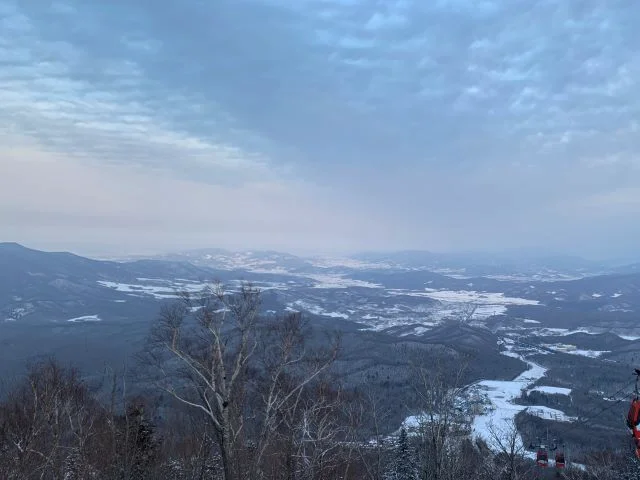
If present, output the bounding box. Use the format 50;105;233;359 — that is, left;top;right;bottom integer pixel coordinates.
1;0;639;257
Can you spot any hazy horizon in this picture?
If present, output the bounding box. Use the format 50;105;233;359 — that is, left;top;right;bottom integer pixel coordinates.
2;1;639;259
2;240;638;266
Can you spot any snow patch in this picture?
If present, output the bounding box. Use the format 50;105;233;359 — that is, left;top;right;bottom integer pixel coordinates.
287;301;349;319
306;274;383;289
309;257;394;270
526;406;576;422
68;315;101;323
418;289;540;306
399;325;438;336
386;289;540;321
411;326;432;335
472;304;507;319
98;280;181;298
617;334;640;341
540;343;610;358
528;386;572;396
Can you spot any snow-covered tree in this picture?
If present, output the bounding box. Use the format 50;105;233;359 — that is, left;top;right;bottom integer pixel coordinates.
385;427;418;480
621;456;640;480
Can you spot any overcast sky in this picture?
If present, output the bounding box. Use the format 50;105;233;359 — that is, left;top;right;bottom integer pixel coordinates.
1;0;639;258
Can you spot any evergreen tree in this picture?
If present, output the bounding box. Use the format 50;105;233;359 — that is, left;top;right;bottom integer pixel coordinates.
385;428;418;480
125;402;159;479
622;455;640;480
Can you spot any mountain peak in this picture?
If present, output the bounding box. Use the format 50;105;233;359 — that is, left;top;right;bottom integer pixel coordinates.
0;242;33;252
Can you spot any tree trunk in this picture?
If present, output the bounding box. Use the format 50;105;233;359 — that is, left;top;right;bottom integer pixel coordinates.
219;428;235;480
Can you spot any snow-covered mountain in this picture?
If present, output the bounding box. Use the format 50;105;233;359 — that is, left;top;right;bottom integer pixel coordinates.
4;242;640;331
116;247;633;282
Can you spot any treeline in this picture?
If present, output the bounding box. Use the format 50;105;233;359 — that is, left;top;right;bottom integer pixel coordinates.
0;285;638;479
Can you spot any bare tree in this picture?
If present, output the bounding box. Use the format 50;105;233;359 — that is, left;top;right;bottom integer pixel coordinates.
144;283;261;480
251;312;340;478
0;359;127;479
485;419;529;480
144;283;339;480
347;387;393;480
457;304;478;325
408;352;469;480
158;405;223;479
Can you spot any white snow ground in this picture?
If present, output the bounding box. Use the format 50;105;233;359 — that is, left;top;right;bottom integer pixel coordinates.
286;301;349;319
67;315;101;323
470;348;575;453
98;281;186;298
98;279;284;299
539;344;610;358
420;289;540;307
305;274;383;289
385;288;540;322
528;386;572;396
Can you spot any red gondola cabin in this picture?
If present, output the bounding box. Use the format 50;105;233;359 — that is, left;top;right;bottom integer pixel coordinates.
536;448;548;468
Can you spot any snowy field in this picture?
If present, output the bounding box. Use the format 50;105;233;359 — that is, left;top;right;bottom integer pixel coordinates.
67;314;101;323
95;276;550;333
98;280;208;299
286;301;349;319
97;279;290;299
470;348;575;452
305;274;383;289
420;288;540;307
384;288;541;322
528;386;572;396
309;257;395;270
93;270;636;351
539;344;610;358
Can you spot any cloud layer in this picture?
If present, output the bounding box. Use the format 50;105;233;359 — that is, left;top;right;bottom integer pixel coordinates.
1;0;639;258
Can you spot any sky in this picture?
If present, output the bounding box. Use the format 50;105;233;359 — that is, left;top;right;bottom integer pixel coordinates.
1;0;639;259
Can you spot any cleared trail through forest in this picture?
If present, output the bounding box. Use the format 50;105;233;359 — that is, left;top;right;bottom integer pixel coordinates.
470;344;575;455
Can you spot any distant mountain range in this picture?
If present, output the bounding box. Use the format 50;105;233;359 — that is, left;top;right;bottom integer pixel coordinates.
0;242;232;321
108;246;640;281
